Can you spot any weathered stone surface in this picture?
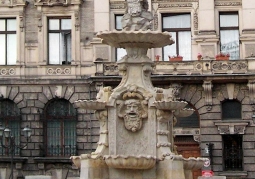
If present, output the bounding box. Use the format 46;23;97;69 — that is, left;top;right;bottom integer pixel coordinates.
43;87;53;100
20;86;42;93
9;86;19;100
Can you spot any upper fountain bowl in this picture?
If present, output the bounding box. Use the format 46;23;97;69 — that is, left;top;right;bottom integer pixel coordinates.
97;30;175;49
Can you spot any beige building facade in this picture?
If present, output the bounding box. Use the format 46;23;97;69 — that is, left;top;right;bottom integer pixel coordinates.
0;0;255;178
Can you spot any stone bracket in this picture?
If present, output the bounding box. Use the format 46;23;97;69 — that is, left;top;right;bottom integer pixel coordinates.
247;80;255;106
202;80;213;111
214;121;249;134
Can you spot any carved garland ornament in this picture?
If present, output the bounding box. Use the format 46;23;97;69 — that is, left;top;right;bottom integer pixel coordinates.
0;68;15;75
47;68;71;75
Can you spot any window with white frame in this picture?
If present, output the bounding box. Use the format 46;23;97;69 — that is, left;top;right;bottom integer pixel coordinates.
0;18;17;65
219;12;239;60
48;18;72;65
162;13;191;61
115;14;126;61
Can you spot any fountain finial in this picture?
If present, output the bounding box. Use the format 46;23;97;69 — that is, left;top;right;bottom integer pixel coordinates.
122;0;153;31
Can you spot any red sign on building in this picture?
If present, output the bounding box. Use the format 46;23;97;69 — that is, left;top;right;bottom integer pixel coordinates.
202;170;214;177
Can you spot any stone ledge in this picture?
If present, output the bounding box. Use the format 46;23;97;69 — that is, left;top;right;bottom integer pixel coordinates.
0;157;28;163
218;171;248;177
34;157;72;163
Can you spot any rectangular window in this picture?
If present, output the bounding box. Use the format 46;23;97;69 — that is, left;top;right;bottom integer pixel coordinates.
223;135;243;170
48;18;72;65
115;14;126;61
220;12;239;60
0;19;17;65
162;14;191;61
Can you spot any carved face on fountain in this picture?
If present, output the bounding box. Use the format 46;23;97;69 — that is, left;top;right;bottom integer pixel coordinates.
124;99;142;132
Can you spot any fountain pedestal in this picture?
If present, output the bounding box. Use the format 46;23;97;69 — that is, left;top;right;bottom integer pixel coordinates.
71;1;207;178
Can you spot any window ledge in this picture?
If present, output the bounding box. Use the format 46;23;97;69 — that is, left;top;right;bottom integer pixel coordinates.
34;157;72;163
214;120;249;134
218;171;248;177
0;157;28;163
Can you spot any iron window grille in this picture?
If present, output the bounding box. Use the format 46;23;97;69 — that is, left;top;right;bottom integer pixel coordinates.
41;99;77;157
223;135;243;170
0;99;21;156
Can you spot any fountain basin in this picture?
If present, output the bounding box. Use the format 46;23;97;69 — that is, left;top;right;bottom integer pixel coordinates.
154;101;188;110
183;157;207;170
74;100;106;110
104;155;156;169
174;108;194;117
97;30;174;49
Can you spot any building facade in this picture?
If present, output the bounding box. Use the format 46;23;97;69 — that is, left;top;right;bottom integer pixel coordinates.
0;0;255;178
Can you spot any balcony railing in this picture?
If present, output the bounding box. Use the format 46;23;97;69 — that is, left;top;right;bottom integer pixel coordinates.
95;59;255;76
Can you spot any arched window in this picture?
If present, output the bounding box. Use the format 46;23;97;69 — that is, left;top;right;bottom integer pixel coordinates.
175;103;199;128
43;99;77;156
222;100;241;120
0;99;20;156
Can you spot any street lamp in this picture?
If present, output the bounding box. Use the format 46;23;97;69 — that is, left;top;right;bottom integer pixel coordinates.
0;123;32;179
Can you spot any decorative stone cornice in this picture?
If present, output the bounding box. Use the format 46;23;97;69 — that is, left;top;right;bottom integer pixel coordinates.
34;0;82;7
158;3;193;8
202;80;213;111
110;1;125;9
247;80;255;105
215;1;242;7
0;0;28;7
214;121;249;134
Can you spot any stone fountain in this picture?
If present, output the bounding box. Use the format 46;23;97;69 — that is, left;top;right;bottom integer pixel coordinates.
71;0;207;178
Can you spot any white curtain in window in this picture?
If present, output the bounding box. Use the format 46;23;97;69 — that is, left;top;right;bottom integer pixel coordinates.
220;30;239;60
220;14;238;27
7;34;17;65
49;33;60;64
179;31;191;61
115;15;123;30
0;35;6;65
163;32;176;61
163;14;191;28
